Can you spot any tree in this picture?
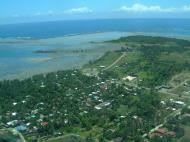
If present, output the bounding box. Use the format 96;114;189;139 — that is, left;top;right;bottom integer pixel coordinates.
98;135;106;142
85;134;95;142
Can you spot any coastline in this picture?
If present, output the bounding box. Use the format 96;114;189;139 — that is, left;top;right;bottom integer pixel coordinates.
0;32;190;81
1;31;190;42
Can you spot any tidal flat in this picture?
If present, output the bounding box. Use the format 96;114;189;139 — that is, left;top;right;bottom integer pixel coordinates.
0;32;130;80
1;31;189;81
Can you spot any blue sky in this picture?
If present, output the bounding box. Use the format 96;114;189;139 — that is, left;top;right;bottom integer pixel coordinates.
1;0;190;24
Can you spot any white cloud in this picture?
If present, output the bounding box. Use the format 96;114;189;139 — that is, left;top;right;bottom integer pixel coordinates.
64;7;93;14
182;5;190;12
34;10;54;16
118;3;176;13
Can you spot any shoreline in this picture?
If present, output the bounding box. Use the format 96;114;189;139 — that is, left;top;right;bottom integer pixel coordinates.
0;32;190;81
1;31;190;42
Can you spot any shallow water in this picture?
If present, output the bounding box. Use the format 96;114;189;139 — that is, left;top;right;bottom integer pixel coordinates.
0;32;129;80
1;29;190;80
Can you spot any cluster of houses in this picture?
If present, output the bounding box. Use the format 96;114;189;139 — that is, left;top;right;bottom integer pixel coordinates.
95;101;111;110
144;98;190;142
3;68;187;142
8;78;136;137
161;99;186;111
1;70;140;138
4;98;52;134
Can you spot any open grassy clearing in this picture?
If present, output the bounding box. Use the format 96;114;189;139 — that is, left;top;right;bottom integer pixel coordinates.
45;134;84;142
169;71;190;87
84;51;122;70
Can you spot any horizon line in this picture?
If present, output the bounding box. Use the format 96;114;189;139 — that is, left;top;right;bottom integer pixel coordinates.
0;17;190;26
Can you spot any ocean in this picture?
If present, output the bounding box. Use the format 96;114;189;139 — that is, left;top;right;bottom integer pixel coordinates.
0;19;190;80
0;19;190;38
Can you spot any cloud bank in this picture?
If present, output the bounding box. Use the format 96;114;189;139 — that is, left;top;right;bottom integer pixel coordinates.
182;5;190;12
118;3;190;13
64;7;93;14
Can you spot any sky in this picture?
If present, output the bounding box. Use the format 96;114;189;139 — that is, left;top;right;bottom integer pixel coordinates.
1;0;190;24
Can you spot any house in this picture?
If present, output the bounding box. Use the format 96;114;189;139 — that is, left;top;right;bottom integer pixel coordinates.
15;125;27;132
122;76;136;81
64;119;68;124
100;65;105;68
12;112;17;116
92;92;98;95
160;101;166;105
6;120;18;126
169;99;186;108
133;115;138;119
149;128;168;138
13;102;17;106
94;101;111;110
174;101;185;106
155;128;168;135
133;93;137;96
120;94;124;97
151;129;176;138
120;116;126;119
104;102;111;106
94;96;99;100
41;122;48;127
31;109;39;114
95;106;102;110
40;82;45;88
98;99;103;102
26;123;31;126
155;85;172;91
22;100;26;103
101;83;108;91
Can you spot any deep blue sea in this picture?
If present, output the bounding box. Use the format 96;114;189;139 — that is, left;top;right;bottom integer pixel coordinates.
0;19;190;38
0;19;190;80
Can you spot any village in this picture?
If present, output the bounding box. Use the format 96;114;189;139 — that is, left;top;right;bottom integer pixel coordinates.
0;68;190;142
0;35;190;142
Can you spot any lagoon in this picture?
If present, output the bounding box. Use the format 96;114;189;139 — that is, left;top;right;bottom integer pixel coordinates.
0;32;129;80
1;19;190;80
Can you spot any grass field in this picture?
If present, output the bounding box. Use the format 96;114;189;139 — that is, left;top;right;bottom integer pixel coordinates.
84;51;122;70
45;134;84;142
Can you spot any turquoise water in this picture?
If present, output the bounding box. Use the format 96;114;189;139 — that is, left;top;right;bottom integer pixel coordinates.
0;19;190;80
0;32;129;80
1;19;190;38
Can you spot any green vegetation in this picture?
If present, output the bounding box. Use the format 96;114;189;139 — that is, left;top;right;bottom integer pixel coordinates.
0;35;190;142
104;35;190;87
46;134;84;142
110;35;190;47
0;129;25;142
84;51;122;70
0;69;163;141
